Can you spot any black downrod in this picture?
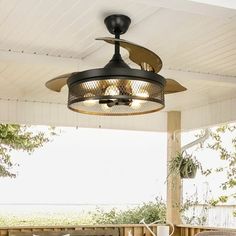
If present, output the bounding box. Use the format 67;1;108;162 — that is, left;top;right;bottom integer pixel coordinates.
103;15;131;69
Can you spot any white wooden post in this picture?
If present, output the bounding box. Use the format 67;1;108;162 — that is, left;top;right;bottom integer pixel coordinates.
167;111;182;224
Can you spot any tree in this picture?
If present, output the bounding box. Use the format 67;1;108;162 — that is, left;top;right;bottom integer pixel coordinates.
181;123;236;223
0;124;55;178
200;124;236;205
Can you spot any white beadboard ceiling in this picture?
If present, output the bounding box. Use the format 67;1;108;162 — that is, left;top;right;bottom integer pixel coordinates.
0;0;235;129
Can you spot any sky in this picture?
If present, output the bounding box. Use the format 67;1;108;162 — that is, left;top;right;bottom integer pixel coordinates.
0;127;167;205
0;124;235;208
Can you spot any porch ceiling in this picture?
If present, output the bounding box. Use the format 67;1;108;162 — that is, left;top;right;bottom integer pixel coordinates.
0;0;235;131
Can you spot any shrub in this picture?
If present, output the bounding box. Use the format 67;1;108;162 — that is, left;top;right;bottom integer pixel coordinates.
89;198;166;224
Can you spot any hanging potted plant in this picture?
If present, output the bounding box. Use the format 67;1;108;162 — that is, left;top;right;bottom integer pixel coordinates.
169;152;201;179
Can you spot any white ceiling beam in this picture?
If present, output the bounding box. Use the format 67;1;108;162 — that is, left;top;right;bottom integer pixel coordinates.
128;0;236;19
0;50;79;69
1;50;235;87
160;68;236;86
190;0;236;10
0;49;98;72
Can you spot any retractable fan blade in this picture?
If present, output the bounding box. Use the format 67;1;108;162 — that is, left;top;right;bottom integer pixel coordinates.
164;79;187;94
45;73;76;92
96;37;162;73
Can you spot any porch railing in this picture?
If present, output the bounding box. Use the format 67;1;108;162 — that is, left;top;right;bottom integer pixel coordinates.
0;225;156;236
0;225;235;236
176;225;236;236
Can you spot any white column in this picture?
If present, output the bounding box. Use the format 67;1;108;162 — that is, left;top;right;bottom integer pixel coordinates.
167;111;182;225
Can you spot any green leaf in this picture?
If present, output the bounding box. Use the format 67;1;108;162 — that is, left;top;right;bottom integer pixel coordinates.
0;124;56;177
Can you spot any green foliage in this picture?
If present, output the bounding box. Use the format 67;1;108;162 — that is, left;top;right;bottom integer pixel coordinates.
89;198;166;224
169;152;200;178
0;212;91;226
0;199;166;226
0;124;55;178
180;189;211;226
201;124;236;205
182;124;236;219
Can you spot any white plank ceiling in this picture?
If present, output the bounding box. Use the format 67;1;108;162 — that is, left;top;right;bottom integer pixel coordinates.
0;0;235;130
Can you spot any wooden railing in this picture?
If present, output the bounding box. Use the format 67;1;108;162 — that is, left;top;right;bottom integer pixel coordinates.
176;225;236;236
0;225;157;236
0;225;235;236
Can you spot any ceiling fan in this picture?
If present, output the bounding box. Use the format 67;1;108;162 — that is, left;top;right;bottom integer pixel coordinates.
45;14;186;116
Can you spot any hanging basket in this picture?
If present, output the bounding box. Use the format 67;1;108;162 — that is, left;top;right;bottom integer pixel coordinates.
169;152;200;179
179;163;198;178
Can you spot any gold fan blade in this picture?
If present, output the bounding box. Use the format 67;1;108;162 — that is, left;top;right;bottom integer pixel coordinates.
165;79;187;94
45;73;76;92
96;37;162;73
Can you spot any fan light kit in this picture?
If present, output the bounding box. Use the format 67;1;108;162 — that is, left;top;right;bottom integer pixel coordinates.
46;14;186;116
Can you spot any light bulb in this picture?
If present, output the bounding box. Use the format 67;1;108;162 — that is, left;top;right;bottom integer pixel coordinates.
136;89;149;98
131;100;142;110
105;85;119;96
83;93;97;107
134;89;149;104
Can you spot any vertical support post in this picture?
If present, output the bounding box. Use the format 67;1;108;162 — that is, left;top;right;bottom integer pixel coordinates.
167;111;182;225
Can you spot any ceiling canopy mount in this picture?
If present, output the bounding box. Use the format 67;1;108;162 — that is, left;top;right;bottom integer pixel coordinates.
104;14;131;36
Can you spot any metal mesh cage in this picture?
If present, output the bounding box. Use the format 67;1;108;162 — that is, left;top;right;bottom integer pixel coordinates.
68;77;164;115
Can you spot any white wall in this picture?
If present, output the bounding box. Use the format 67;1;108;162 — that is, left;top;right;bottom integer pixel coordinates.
182;97;236;130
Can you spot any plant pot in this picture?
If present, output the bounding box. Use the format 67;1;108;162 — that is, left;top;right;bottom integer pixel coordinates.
180;164;197;179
